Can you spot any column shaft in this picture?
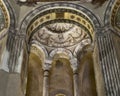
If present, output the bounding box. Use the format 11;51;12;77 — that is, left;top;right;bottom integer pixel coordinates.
70;58;79;96
73;72;79;96
43;70;49;96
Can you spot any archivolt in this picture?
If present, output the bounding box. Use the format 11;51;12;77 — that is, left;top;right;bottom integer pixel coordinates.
19;2;101;42
0;0;10;36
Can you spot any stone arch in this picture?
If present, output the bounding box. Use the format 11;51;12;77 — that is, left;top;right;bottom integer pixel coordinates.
78;51;97;96
0;0;13;71
50;56;73;96
49;48;73;60
30;44;46;64
19;2;101;42
26;49;44;96
18;2;102;96
104;0;115;25
73;38;91;57
31;40;49;58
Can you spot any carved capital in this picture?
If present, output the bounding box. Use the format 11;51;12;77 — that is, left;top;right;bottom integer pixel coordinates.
43;59;52;71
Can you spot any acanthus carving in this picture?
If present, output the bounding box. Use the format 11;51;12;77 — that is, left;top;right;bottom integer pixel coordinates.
32;24;90;48
46;23;74;33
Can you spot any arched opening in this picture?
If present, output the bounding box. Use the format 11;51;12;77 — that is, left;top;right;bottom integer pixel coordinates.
77;48;97;96
25;45;45;96
50;54;73;96
18;2;102;96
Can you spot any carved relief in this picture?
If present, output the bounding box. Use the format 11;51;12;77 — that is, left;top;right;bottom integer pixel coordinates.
32;24;90;48
46;23;74;33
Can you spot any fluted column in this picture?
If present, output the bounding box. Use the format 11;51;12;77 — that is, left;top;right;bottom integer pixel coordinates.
0;33;25;96
70;58;79;96
43;59;52;96
96;31;120;96
6;33;24;73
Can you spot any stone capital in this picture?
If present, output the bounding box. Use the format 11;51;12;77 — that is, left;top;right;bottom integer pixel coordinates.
43;59;52;71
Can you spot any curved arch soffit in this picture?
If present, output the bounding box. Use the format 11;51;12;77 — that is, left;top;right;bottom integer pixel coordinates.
0;0;10;36
30;44;45;64
49;48;73;60
73;38;91;57
31;40;49;58
20;2;101;42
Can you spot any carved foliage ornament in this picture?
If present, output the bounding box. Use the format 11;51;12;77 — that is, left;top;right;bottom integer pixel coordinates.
46;23;74;33
32;23;90;48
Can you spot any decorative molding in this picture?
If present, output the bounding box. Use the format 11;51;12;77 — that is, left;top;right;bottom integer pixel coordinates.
73;38;91;57
30;44;45;64
19;2;101;41
30;40;49;58
49;48;73;59
27;9;94;40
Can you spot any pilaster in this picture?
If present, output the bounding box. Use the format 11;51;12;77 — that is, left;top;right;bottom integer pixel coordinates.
96;29;120;96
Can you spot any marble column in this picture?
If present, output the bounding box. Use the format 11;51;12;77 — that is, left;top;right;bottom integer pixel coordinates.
43;59;52;96
70;58;79;96
96;30;120;96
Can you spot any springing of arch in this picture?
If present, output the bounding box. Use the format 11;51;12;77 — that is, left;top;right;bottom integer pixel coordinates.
30;44;45;64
